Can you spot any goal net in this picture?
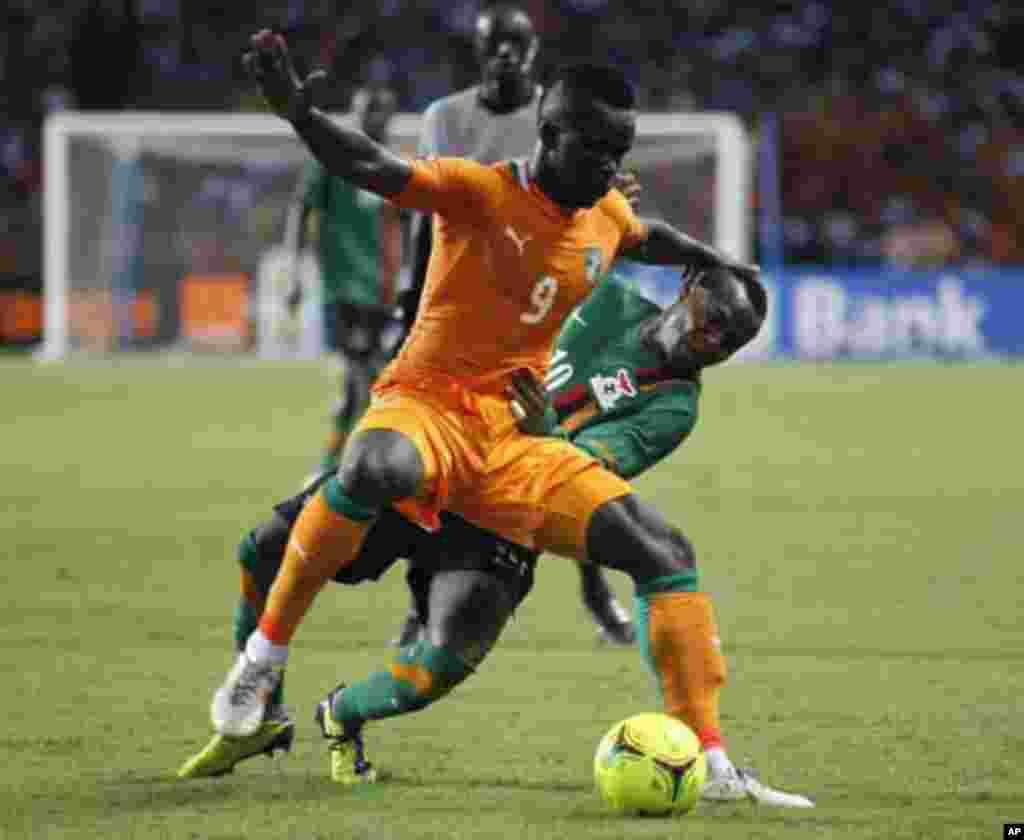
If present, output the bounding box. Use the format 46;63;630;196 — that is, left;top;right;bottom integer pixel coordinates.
41;112;750;360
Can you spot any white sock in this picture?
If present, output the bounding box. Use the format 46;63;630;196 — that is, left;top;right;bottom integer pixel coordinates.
704;746;735;778
245;629;289;666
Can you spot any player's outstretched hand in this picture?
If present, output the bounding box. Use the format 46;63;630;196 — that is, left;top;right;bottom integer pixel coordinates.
243;29;325;122
507;368;558;437
613;170;642;210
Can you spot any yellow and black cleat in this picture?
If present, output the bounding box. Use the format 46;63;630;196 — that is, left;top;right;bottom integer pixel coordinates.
315;685;378;785
177;717;294;778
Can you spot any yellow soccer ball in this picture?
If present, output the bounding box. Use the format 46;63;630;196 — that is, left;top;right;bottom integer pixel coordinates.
594;713;707;816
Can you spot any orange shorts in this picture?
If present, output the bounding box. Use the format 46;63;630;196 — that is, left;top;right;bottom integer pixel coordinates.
353;383;631;554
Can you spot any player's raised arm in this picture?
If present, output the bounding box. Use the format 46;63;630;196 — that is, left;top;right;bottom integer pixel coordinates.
244;30;412;198
620;217;759;283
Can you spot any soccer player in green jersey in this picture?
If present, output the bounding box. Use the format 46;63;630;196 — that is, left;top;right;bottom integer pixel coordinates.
285;82;403;473
178;264;813;807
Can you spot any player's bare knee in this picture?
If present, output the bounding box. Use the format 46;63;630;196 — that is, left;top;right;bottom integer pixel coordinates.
337;428;424;506
635;516;696;575
586;494;696;580
433;573;508;637
242;514;291;593
427;571;513;667
663;527;696;572
251;515;290;562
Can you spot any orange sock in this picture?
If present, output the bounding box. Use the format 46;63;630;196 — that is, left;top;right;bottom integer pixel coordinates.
258;491;373;644
644;591;727;748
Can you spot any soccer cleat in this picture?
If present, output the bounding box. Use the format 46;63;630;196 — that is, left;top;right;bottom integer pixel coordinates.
211;653;284;737
177;708;294;778
315;684;378;784
595;620;637;647
702;766;815;808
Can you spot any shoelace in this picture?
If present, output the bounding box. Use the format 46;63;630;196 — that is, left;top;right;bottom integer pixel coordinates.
229;661;270;705
706;766;750;793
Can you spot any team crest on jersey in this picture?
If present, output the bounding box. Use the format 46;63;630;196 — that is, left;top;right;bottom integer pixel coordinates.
583;247;604;282
590;368;637;411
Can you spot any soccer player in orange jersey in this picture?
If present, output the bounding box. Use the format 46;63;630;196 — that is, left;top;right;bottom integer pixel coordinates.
395;3;637;650
217;30;760;781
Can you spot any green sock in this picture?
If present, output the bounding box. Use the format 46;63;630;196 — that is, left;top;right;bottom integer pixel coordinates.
633;571;699;686
234;534;284;708
232;595;260;652
332;640;472;728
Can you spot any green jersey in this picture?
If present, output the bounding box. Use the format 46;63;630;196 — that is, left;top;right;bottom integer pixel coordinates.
301;160;388;306
545;273;700;480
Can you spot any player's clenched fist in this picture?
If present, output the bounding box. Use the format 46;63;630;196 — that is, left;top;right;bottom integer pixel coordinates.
243;29;324;123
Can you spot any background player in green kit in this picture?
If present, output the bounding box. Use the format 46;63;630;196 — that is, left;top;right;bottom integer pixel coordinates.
178;263;814;808
285;82;403;473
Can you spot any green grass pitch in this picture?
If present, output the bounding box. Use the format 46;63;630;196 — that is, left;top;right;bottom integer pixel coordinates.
2;357;1021;839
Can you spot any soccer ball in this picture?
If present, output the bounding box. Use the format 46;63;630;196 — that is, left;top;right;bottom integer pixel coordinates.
593;713;707;816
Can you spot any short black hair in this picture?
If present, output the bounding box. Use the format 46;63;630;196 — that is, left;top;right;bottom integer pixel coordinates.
539;63;636;118
691;265;767;322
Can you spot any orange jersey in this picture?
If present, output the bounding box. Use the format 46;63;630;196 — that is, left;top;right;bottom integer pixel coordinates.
381;158;646;393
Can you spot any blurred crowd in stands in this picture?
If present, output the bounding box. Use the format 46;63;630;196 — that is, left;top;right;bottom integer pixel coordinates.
2;0;1022;286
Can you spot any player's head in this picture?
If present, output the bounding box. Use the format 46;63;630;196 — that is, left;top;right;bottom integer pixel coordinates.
475;4;539;110
352;83;397;144
651;266;767;372
534;63;636;209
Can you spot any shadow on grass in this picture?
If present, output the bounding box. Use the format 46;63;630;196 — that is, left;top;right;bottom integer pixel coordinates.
47;765;590;820
54;767;364;816
372;769;593;794
45;763;1017;829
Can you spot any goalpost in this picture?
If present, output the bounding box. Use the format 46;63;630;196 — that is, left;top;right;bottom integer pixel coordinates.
41;111;750;361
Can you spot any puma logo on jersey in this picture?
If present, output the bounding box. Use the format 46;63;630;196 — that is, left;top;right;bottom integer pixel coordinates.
590;368;637;411
504;225;533;256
